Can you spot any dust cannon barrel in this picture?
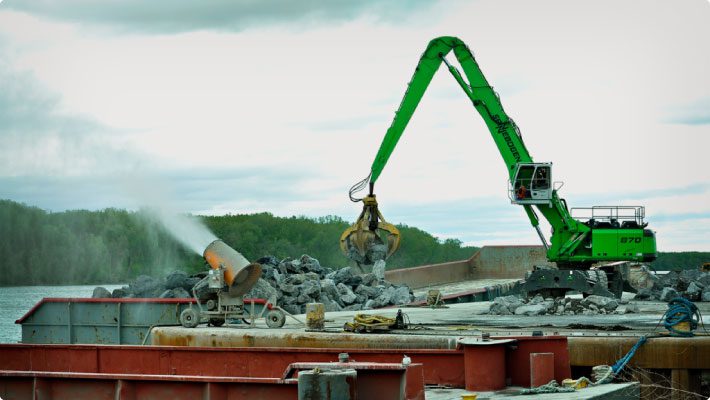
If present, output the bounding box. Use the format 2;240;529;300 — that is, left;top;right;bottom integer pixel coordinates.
203;239;262;296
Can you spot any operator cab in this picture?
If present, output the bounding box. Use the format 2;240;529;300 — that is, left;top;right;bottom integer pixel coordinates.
509;163;554;205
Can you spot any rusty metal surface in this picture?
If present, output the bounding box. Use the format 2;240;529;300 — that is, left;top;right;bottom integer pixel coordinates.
0;370;298;400
384;245;548;290
0;335;570;391
469;245;551;279
151;326;462;349
0;343;464;388
463;342;507;391
529;353;555;388
285;362;423;400
0;361;421;400
505;336;571;387
385;258;474;288
569;336;710;369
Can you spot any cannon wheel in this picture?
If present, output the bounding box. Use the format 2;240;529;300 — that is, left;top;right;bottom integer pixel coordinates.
180;308;200;328
265;309;286;328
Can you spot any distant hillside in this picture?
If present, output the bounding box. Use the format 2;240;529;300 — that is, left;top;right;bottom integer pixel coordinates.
651;252;710;271
0;199;477;286
2;199;705;286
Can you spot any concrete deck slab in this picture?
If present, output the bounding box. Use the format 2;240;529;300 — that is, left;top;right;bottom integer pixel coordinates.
411;279;520;298
151;300;710;347
425;382;639;399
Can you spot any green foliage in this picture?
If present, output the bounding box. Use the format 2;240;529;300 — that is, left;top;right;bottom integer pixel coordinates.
0;200;477;286
0;200;199;286
651;252;710;271
2;199;707;286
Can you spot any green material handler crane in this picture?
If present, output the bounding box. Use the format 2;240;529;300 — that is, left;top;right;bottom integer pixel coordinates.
342;36;657;297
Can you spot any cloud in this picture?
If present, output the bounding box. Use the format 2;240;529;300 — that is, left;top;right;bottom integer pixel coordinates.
0;55;140;177
0;166;312;213
665;97;710;125
565;183;710;206
383;196;542;246
305;114;387;132
2;0;434;34
376;181;710;251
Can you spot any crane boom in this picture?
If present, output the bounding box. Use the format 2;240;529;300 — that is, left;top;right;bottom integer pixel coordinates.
370;36;531;183
343;36;656;296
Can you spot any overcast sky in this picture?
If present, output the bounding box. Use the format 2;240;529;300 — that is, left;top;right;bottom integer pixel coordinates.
0;0;708;251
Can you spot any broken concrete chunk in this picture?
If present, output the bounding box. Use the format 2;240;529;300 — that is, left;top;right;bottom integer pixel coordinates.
625;303;640;313
489;303;512;315
296;293;312;303
165;271;188;290
372;260;386;281
685;282;704;300
248;279;279;303
256;255;280;267
320;279;340;299
281;303;301;315
492;295;524;314
634;288;658;301
92;286;112;298
659;287;679;302
331;267;354;285
300;254;323;274
323;298;343;312
528;294;545;305
278;282;299;295
514;304;548;316
360;273;377;287
299;280;321;298
95;253;414;314
581;295;619;313
391;286;413;305
337;283;357;305
355;284;381;299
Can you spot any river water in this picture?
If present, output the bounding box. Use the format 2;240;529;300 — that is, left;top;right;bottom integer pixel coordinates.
0;284;123;343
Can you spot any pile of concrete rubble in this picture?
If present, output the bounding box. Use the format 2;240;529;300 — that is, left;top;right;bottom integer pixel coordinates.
248;255;413;315
634;269;710;302
487;294;636;316
92;272;198;299
93;254;414;315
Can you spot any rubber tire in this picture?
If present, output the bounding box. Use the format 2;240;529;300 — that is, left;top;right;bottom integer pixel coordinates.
180;308;200;328
265;310;286;328
586;270;608;287
584;270;611;298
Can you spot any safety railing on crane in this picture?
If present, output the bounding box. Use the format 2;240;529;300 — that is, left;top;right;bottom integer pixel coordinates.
571;206;647;228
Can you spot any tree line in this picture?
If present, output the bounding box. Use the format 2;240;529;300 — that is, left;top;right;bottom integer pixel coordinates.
1;199;706;286
650;252;710;271
0;199;477;286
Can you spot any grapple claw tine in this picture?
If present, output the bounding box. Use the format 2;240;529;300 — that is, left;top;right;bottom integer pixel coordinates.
341;195;401;264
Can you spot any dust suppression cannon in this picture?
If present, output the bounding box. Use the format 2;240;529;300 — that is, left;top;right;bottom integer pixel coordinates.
180;239;287;329
203;239;261;296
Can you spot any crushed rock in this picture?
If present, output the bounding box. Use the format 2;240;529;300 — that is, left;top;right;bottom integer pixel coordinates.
634;269;710;302
488;294;622;316
94;254;414;313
